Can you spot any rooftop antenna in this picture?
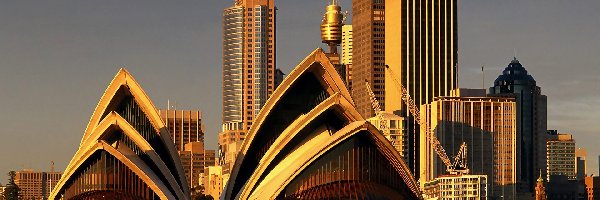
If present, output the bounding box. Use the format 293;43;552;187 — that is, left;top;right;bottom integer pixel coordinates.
50;161;55;173
482;65;486;96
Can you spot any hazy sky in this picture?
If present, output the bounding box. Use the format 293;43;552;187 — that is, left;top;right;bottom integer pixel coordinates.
0;0;599;182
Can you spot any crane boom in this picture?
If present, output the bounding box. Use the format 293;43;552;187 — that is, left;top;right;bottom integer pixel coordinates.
364;80;388;136
384;65;454;170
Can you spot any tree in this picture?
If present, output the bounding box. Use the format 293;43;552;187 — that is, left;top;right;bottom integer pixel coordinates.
191;185;214;200
3;171;19;200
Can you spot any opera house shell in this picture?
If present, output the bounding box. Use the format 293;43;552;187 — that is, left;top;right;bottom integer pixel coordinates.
49;69;190;200
223;49;422;199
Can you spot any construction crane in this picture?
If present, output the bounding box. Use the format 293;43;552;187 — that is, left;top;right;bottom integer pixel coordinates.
365;80;406;157
364;79;388;136
383;65;468;175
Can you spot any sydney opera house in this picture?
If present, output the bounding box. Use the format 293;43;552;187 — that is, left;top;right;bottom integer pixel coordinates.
222;49;421;199
50;49;421;199
49;69;190;200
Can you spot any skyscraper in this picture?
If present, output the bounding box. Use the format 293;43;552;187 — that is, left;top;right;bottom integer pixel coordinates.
221;0;276;172
385;0;459;179
159;109;215;187
489;58;548;193
546;133;576;181
352;0;385;119
421;90;518;198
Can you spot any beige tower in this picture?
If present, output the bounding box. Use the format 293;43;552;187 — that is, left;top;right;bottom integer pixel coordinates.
421;91;518;199
221;0;276;172
351;0;385;119
385;0;458;179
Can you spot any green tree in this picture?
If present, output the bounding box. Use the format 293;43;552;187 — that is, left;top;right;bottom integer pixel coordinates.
191;185;214;200
3;171;19;200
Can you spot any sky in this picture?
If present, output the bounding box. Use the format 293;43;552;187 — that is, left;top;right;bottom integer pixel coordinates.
0;0;599;182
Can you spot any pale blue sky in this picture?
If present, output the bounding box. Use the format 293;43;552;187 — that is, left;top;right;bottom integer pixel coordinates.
0;0;598;182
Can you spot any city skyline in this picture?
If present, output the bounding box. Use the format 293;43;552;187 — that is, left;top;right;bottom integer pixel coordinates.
0;0;599;185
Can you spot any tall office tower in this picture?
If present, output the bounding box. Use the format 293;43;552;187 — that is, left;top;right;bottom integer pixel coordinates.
221;0;276;172
341;24;353;91
421;89;518;199
14;170;62;199
546;133;576;181
576;148;587;180
385;0;458;179
584;176;600;200
159;109;204;151
489;58;548;193
159;109;214;187
352;0;385;119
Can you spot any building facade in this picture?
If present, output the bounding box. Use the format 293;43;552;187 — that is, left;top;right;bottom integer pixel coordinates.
159;109;216;188
341;24;353;91
221;0;277;175
352;0;385;119
585;176;600;200
222;49;421;199
547;134;576;181
385;0;459;180
367;112;407;158
202;166;229;200
421;93;518;199
489;58;548;193
159;110;204;151
423;174;488;200
49;69;190;200
13;170;62;200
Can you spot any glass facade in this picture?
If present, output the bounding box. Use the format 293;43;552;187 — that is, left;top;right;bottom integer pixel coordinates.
222;6;245;127
60;151;160;200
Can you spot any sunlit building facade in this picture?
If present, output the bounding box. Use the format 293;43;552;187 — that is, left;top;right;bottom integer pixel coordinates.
423;174;488;200
352;0;386;119
367;111;407;158
49;69;190;200
159;109;215;188
421;92;518;199
14;170;62;200
222;49;421;199
221;0;277;175
385;0;459;181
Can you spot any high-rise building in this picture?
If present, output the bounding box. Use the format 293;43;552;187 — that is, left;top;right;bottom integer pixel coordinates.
385;0;459;179
221;0;277;173
489;58;548;193
576;148;587;180
367;111;407;158
352;0;385;119
341;25;353;66
547;133;576;181
159;109;215;188
423;174;488;200
160;109;204;151
341;24;353;91
421;90;518;199
14;170;62;200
